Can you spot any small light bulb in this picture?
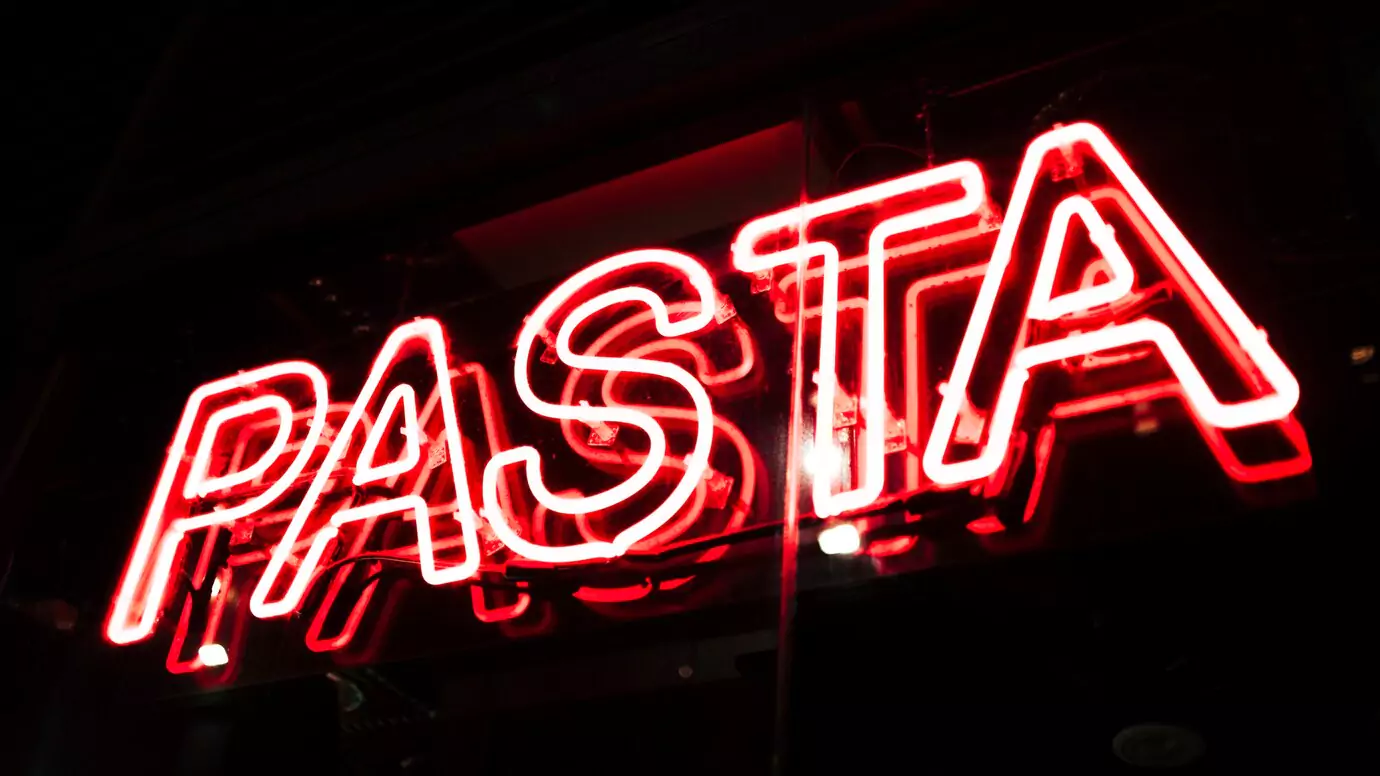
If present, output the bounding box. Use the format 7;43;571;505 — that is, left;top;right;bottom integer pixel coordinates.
210;577;222;598
818;522;862;555
198;643;229;667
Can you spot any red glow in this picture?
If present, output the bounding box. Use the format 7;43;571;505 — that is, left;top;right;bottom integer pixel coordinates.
1021;424;1058;525
304;568;382;653
303;514;383;653
965;516;1006;535
1049;379;1312;483
865;535;918;557
470;585;532;623
573;583;655;603
923;123;1302;487
902;264;990;492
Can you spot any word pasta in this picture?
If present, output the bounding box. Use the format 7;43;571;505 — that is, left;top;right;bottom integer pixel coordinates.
106;123;1308;671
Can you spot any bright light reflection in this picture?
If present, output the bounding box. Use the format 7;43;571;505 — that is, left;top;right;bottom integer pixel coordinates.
818;522;862;555
198;643;229;667
803;440;843;479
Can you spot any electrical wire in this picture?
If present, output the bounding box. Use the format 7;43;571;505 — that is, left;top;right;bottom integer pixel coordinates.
832;142;929;184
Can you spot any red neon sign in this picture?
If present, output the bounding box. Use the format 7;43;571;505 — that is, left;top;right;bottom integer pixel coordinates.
105;122;1309;671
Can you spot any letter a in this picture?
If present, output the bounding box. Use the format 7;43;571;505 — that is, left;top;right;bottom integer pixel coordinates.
251;318;482;618
924;123;1304;487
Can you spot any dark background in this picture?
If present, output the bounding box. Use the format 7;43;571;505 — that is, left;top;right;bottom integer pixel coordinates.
4;2;1378;773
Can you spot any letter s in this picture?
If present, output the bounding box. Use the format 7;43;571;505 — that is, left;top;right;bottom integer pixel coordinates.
482;249;717;564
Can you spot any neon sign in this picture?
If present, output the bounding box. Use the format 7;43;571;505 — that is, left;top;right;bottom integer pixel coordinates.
105;123;1310;674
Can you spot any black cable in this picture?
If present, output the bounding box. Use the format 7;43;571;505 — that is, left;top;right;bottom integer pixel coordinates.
621;521;789;562
315;552;423;577
832;142;929;184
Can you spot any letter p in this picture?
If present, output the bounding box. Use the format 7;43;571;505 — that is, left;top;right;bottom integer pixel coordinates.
105;362;328;645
